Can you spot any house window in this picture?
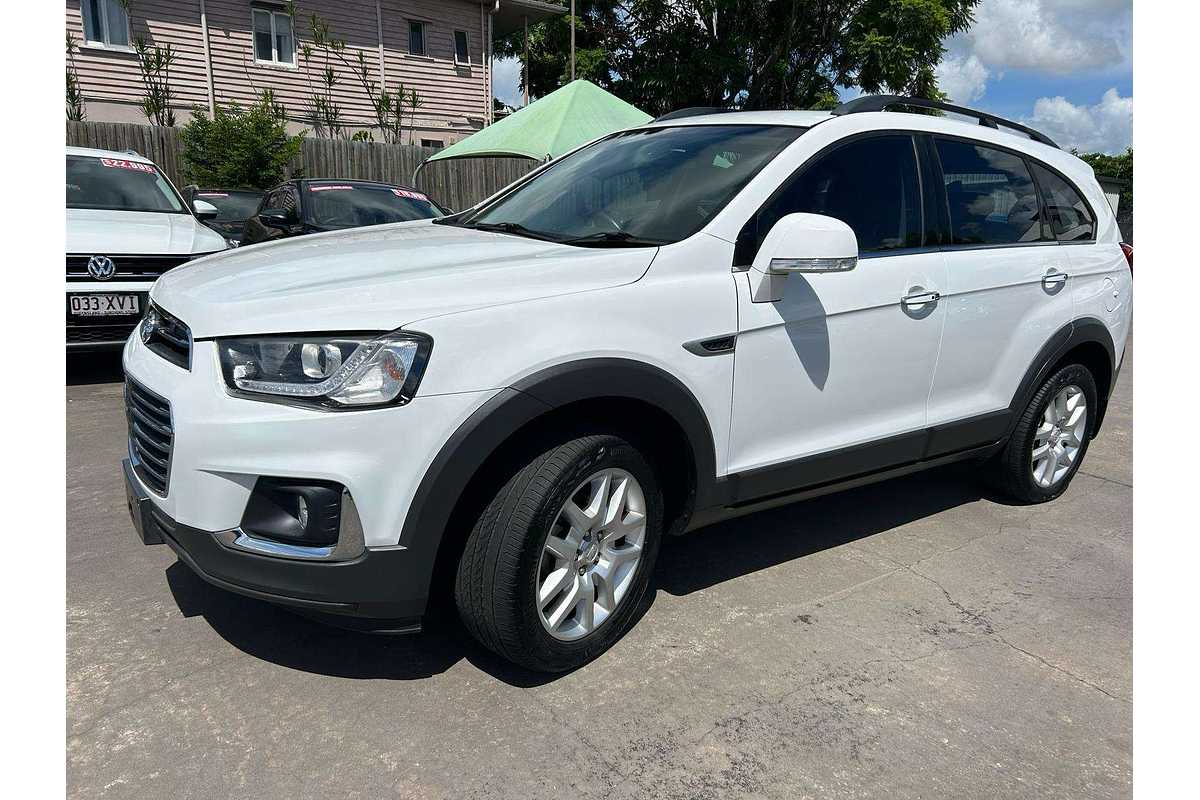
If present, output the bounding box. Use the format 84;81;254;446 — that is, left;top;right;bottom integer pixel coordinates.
421;139;445;150
454;30;470;64
253;7;295;65
409;21;427;56
81;0;130;48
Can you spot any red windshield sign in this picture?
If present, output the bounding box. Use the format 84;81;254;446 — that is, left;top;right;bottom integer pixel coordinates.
392;188;428;201
100;158;157;175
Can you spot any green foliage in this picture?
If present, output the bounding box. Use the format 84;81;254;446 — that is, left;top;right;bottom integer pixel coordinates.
289;3;348;139
132;35;177;126
66;33;86;122
497;0;978;115
1075;147;1133;209
180;90;303;189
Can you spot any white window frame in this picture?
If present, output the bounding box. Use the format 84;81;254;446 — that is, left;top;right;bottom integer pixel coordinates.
80;0;133;52
408;20;428;57
453;30;470;65
252;8;296;67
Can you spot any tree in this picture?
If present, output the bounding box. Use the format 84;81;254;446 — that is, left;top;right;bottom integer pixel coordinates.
496;0;979;115
132;35;177;126
292;6;347;139
180;90;303;189
1075;147;1133;211
66;33;86;121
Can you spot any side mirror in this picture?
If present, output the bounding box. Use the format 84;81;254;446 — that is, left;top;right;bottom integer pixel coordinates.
749;213;858;303
192;198;219;220
258;207;295;229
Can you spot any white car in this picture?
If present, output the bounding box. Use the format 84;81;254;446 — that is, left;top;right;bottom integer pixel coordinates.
121;97;1132;672
67;147;227;352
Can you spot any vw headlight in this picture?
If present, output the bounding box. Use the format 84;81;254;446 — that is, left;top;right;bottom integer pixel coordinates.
217;332;432;409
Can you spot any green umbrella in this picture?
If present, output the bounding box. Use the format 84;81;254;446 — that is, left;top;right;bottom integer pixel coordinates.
424;79;652;165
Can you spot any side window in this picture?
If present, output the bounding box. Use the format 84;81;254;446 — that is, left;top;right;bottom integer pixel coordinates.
934;138;1043;245
1031;163;1096;242
738;135;923;264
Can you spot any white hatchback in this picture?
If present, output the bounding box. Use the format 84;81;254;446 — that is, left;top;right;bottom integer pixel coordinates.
121;97;1131;672
66;147;226;352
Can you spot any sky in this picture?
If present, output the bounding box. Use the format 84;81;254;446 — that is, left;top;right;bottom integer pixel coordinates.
493;0;1132;155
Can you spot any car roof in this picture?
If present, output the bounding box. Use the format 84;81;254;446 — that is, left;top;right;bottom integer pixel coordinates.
66;145;156;164
643;107;1092;183
296;178;425;192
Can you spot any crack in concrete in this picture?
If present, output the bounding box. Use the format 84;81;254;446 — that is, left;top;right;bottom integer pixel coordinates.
1078;471;1132;489
902;563;1131;705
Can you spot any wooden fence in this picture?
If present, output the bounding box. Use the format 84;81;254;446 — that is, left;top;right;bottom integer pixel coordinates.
66;121;536;210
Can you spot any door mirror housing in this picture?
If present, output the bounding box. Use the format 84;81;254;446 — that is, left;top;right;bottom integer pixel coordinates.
748;213;859;302
258;207;295;229
192;198;219;220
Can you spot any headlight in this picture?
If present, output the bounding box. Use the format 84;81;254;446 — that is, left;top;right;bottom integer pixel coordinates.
217;331;432;409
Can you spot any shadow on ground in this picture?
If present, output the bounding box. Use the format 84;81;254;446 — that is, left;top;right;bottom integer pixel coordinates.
166;464;985;687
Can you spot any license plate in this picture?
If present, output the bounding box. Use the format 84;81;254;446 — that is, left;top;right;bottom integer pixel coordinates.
69;294;140;317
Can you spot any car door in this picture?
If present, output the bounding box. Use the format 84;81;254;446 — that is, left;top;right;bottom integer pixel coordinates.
727;133;948;495
923;137;1074;449
240;185;282;245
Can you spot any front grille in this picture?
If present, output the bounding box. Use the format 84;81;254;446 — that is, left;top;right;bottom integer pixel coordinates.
66;254;200;282
66;324;137;344
125;378;174;496
143;303;192;370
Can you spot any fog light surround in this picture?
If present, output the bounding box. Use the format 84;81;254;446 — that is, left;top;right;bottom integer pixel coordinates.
214;478;367;562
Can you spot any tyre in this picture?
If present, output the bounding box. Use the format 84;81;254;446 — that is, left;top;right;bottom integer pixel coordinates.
454;434;664;672
988;363;1097;503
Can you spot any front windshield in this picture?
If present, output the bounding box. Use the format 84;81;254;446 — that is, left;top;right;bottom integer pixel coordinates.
306;183;443;229
194;191;262;221
66;155;185;213
464;125;805;244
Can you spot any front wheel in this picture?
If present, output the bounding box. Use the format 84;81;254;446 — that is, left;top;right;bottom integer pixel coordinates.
987;363;1097;503
454;434;663;672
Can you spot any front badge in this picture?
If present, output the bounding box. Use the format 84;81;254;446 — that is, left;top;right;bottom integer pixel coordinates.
87;255;115;281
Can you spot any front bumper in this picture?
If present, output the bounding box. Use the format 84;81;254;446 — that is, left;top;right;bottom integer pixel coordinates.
125;458;424;626
122;334;499;623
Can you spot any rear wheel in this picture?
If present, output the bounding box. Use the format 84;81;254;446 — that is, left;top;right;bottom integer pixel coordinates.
988;363;1097;503
454;434;663;672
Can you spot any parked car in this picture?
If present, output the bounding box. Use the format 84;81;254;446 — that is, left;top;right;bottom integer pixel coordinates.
122;97;1131;672
240;179;447;246
67;147;227;352
183;187;264;246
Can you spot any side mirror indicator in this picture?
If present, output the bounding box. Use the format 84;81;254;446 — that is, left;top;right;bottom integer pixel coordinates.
748;213;859;302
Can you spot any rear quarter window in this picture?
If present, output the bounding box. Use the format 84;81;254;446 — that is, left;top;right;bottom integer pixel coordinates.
1030;163;1096;242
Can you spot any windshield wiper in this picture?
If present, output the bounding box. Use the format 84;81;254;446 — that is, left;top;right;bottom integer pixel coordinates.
559;231;668;248
459;221;566;242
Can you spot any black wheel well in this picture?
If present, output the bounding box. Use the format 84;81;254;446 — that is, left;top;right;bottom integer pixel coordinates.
425;396;698;611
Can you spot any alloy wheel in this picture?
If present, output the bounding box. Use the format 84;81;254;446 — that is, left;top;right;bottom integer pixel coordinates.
536;468;647;641
1031;384;1088;488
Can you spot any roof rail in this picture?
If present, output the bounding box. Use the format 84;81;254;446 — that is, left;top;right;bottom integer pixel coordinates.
653;107;730;123
831;95;1059;149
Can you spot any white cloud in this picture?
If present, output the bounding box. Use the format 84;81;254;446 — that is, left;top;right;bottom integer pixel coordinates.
935;53;989;103
1025;88;1132;153
492;57;524;108
961;0;1129;75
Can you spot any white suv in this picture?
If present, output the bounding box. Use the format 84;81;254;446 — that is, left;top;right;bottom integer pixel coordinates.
121;97;1132;672
67;147;226;352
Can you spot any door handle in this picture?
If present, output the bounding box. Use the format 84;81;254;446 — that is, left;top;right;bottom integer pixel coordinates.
1042;269;1070;288
901;290;941;308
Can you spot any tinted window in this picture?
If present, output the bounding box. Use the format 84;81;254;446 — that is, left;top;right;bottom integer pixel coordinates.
454;30;469;63
468;125;804;244
740;135;923;261
1031;163;1095;242
935;139;1042;245
194;191;262;221
305;184;441;229
66;155;184;213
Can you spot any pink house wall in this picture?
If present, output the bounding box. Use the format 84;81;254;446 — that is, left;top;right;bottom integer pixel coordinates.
66;0;494;144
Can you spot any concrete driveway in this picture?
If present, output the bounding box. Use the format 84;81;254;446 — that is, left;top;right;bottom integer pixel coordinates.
67;347;1132;799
